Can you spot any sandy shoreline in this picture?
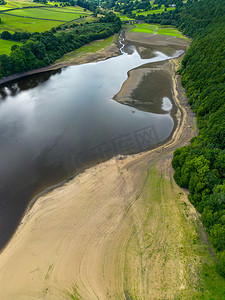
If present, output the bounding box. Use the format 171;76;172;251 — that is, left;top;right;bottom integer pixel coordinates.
0;32;212;299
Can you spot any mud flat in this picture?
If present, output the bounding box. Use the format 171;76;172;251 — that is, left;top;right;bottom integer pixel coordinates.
115;31;189;113
125;31;190;50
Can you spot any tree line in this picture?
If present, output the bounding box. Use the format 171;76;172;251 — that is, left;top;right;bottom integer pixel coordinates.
168;0;225;277
0;0;7;5
0;12;121;79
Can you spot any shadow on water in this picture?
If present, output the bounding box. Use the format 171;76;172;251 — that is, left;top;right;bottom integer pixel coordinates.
0;69;62;100
0;39;184;250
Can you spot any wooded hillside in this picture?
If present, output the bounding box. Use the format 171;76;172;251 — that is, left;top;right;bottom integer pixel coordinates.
171;0;225;276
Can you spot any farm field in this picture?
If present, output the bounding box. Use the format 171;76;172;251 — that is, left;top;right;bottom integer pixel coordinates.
3;8;86;21
0;1;92;34
0;4;15;10
157;27;186;38
0;0;44;9
0;38;21;55
131;23;188;39
47;4;90;13
135;6;175;16
115;12;133;21
44;6;90;14
0;14;64;33
131;23;156;34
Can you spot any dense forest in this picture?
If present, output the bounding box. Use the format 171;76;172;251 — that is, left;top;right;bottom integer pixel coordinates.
0;12;121;78
169;0;225;277
144;0;224;31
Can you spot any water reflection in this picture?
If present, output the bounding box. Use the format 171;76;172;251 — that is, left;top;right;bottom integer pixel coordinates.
0;69;61;100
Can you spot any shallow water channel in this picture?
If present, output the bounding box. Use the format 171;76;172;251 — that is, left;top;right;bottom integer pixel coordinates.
0;40;184;250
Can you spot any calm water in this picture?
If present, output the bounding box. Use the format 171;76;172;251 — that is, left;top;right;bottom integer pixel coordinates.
0;44;183;250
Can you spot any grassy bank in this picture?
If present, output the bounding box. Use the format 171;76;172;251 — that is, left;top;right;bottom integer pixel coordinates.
131;23;188;39
0;38;21;55
123;166;225;299
55;35;116;63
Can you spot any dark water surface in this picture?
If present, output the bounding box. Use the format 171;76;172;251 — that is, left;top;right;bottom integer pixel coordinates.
0;45;183;250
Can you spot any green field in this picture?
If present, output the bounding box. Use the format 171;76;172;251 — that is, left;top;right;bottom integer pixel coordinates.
0;14;64;33
131;23;188;39
0;0;44;9
3;8;86;21
72;15;96;24
0;1;92;34
47;4;91;13
157;27;186;38
57;35;115;63
44;7;90;14
0;38;21;55
131;23;157;33
0;4;15;10
135;6;175;16
115;13;133;21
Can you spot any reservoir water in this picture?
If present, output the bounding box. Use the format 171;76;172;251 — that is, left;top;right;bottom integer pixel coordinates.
0;41;183;250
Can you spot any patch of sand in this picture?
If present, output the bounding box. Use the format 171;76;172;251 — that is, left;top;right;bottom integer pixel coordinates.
126;31;190;48
0;55;209;299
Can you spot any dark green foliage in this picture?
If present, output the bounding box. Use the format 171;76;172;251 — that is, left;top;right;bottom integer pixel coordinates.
0;0;7;5
98;12;122;31
146;0;225;34
1;31;31;42
76;0;97;12
1;31;12;40
33;0;47;3
171;0;225;276
216;251;225;277
0;17;121;78
11;44;19;51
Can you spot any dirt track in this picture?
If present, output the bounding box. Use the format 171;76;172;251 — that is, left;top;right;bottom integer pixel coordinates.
0;35;210;299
